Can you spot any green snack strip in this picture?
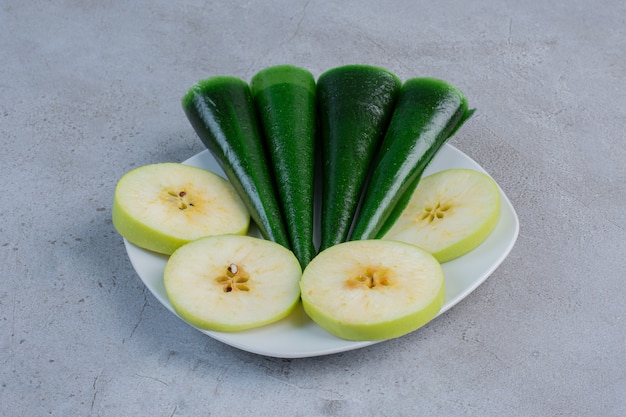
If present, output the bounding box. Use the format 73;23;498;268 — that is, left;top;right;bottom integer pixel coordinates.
316;64;401;251
251;65;317;267
350;77;475;241
182;76;290;249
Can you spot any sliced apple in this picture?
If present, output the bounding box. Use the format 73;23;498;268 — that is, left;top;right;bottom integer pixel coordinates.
383;169;500;263
112;162;250;255
300;240;445;341
164;234;302;332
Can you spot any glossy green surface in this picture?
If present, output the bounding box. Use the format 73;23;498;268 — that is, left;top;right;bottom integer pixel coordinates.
316;64;401;251
350;77;475;241
251;65;317;267
182;76;290;248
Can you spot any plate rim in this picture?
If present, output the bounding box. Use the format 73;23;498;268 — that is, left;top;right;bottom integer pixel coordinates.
123;143;520;358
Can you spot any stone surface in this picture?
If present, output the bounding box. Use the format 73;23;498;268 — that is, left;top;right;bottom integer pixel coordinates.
1;0;624;416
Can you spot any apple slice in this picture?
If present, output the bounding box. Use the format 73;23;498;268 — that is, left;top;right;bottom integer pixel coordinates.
112;163;250;255
300;240;445;341
383;169;501;263
164;234;302;332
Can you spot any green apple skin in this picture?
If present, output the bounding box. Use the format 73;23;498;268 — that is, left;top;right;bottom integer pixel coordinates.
172;293;300;333
384;169;501;263
112;196;193;255
164;235;302;332
301;286;445;341
112;163;250;255
300;240;445;341
432;210;499;262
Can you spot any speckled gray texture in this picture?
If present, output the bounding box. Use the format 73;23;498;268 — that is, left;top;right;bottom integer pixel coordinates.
1;1;625;416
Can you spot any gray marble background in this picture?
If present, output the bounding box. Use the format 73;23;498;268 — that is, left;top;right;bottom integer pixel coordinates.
2;0;624;415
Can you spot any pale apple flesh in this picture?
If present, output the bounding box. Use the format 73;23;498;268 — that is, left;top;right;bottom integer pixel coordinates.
164;235;302;332
300;240;445;341
383;169;501;263
112;163;250;255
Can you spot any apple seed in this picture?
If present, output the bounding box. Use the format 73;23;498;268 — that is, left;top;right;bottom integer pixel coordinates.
166;189;195;210
217;263;250;292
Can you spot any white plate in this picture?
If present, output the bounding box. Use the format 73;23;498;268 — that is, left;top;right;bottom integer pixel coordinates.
123;143;519;358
